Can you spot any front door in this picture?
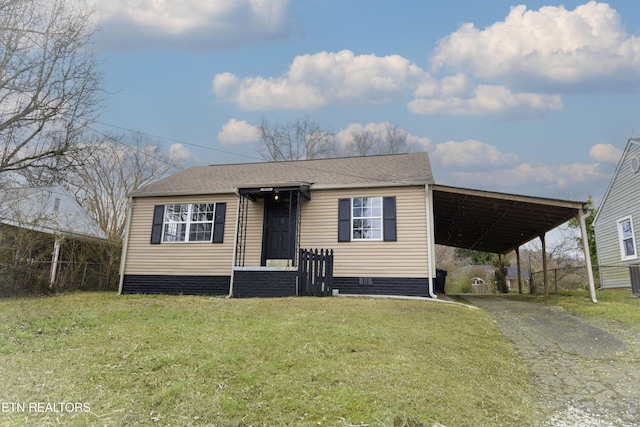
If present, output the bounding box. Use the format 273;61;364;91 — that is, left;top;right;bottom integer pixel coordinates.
262;195;297;265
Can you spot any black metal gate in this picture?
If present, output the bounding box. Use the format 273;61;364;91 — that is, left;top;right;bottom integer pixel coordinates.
298;248;333;297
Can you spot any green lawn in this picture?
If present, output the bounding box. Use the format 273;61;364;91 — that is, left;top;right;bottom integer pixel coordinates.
525;289;640;328
0;293;544;426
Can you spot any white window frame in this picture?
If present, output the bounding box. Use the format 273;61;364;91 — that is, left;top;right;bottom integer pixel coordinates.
351;196;383;241
617;216;638;261
162;203;216;243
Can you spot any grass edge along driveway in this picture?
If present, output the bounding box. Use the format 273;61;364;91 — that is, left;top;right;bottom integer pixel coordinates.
0;293;544;426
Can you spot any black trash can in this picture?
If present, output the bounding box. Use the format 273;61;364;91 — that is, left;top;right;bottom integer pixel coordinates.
433;269;447;293
630;264;640;298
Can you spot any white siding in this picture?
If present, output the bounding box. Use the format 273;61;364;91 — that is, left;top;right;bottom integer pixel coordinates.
594;141;640;288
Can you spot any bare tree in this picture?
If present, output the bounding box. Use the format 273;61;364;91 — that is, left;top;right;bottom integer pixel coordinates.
256;116;335;161
345;129;380;156
343;122;412;157
383;123;409;154
65;133;184;242
0;0;101;178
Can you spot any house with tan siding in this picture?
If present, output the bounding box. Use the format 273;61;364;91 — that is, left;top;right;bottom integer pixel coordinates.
593;138;640;291
119;153;437;297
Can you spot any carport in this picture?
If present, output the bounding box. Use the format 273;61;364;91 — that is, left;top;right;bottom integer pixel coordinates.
429;184;597;302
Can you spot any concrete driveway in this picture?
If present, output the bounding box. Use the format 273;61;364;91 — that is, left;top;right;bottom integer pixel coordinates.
461;296;640;427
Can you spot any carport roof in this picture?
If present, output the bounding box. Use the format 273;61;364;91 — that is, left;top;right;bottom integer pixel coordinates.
432;184;588;254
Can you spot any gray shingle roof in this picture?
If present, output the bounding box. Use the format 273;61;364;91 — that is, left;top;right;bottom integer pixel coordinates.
131;152;434;197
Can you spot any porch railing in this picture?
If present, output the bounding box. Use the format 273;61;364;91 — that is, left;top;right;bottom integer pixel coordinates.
298;248;333;297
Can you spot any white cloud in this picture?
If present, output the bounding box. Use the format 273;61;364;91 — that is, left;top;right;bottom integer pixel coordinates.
430;140;518;167
431;2;640;92
217;119;258;146
210;2;640;117
169;143;193;162
589;143;622;164
212;50;428;110
334;122;430;152
90;0;296;50
413;73;470;98
406;132;431;151
409;84;563;117
450;162;605;190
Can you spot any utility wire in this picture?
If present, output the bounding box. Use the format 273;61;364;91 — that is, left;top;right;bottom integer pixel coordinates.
95;121;264;162
93;120;424;186
87;125;183;171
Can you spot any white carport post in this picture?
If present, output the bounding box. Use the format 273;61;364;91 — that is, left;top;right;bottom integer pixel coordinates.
49;238;62;288
579;209;598;303
515;246;522;294
540;233;548;295
118;197;133;295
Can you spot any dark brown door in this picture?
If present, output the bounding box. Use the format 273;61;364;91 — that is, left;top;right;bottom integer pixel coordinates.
262;197;297;264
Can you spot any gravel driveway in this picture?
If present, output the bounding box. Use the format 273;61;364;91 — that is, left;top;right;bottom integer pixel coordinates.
460;296;640;427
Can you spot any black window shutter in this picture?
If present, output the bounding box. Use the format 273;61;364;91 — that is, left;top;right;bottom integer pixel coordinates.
383;196;397;242
338;198;351;242
212;202;226;243
150;205;165;244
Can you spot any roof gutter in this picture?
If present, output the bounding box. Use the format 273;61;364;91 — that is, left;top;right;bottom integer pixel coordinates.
128;180;433;199
425;185;437;299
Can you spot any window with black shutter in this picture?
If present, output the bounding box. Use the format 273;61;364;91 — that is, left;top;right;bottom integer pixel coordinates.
337;196;397;242
150;202;225;244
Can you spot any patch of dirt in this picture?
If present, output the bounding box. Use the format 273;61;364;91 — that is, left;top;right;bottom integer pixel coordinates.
461;296;640;426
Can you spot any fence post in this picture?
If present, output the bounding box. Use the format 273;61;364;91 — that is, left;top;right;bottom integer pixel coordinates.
318;249;325;296
297;248;302;296
327;249;333;296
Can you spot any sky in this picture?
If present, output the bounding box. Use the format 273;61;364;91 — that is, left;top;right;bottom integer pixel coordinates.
89;0;640;206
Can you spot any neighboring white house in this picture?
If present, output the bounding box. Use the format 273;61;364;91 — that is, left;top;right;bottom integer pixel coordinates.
593;138;640;289
0;186;103;239
0;186;105;287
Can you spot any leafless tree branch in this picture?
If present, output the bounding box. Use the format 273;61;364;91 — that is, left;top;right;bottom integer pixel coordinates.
256;116;335;161
64;133;183;242
0;0;102;178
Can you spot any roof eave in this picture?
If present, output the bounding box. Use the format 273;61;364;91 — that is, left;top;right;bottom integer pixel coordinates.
130;180;433;198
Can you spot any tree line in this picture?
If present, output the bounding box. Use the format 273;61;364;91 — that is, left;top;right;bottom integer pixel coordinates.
256;116;416;161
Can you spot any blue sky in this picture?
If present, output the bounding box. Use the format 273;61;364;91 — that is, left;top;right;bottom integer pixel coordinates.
90;0;640;204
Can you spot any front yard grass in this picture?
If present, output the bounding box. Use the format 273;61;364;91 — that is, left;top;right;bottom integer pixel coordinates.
529;289;640;329
0;293;543;426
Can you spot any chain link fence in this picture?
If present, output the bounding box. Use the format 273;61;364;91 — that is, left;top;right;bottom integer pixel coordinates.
0;225;120;296
528;266;592;294
0;259;119;296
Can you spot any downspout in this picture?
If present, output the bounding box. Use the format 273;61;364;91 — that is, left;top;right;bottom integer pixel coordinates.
579;209;598;303
228;190;241;298
117;196;133;295
425;185;437;298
